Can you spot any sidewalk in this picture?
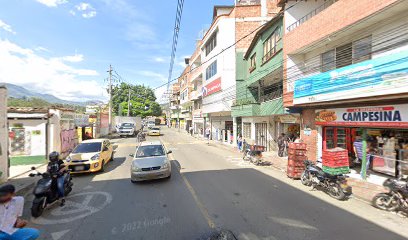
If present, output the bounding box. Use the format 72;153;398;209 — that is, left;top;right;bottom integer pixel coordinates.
175;128;392;204
5;164;48;197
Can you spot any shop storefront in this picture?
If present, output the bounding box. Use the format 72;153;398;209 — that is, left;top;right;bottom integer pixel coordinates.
274;115;300;141
316;104;408;177
210;114;233;144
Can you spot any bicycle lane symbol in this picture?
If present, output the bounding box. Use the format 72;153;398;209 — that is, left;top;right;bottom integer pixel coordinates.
32;191;112;225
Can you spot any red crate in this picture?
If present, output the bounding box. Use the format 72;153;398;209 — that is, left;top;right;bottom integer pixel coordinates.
288;160;305;167
288;148;307;156
288;142;307;150
288;155;307;161
323;159;349;168
287;165;305;172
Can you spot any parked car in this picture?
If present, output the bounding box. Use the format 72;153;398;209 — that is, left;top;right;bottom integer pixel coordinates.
129;141;172;182
65;139;114;173
148;126;161;136
117;122;136;137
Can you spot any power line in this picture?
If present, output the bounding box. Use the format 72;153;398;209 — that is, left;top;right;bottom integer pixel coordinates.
166;0;185;93
154;19;269;91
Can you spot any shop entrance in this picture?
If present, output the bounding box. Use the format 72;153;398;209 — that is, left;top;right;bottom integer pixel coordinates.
255;123;268;150
323;127;408;177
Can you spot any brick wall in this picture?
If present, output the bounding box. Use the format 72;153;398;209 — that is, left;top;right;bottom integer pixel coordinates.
235;1;281;50
284;0;399;54
300;109;318;162
282;0;398;106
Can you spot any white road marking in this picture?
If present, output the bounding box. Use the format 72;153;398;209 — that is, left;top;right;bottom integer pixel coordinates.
51;230;70;240
83;185;93;190
32;191;112;225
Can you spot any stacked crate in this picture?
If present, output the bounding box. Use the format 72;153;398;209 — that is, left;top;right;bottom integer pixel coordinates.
287;142;307;179
322;148;350;175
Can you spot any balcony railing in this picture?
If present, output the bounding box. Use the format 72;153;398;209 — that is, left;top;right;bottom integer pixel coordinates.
287;0;338;32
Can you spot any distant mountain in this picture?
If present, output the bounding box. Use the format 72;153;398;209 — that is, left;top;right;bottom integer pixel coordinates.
3;83;104;106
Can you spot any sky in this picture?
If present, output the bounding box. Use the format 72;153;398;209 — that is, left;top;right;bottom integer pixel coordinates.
0;0;232;102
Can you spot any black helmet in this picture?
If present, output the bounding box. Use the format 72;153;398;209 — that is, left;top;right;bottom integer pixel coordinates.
49;151;60;162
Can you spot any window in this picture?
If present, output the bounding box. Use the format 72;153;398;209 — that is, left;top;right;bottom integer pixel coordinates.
321;36;372;72
205;33;217;56
336;43;352;69
261;82;283;102
353;36;372;63
136;145;165;158
243;123;251;139
263;26;281;63
206;60;217;80
181;89;188;101
249;54;256;72
322;50;335;72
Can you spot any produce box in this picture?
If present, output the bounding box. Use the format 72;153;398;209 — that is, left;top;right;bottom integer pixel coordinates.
288;148;307;156
288;142;307;150
322;166;350;175
288;159;305;167
322;158;349;168
288;154;308;161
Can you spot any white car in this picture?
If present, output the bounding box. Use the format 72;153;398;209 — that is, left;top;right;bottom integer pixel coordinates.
117;123;136;137
130;141;172;182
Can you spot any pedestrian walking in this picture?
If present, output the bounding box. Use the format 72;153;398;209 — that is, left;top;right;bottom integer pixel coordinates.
0;184;40;240
237;134;243;151
205;127;211;144
189;126;193;136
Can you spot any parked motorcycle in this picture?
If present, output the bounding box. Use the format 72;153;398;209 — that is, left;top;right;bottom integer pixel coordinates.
301;160;352;200
372;178;408;212
242;144;263;165
29;167;73;217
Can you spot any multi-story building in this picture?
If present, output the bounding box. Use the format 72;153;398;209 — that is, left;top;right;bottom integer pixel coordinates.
169;82;180;128
232;12;301;151
280;0;408;178
178;65;192;131
200;5;236;143
189;41;204;135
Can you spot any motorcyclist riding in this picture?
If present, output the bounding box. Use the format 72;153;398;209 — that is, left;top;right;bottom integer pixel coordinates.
47;152;68;206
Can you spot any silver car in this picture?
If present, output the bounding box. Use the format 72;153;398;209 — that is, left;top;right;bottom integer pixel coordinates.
130;141;172;182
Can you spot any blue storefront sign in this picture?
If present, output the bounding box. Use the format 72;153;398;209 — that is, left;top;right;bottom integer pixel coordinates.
293;49;408;104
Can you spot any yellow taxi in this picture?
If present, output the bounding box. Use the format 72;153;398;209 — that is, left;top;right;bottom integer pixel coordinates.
65;139;114;173
148;126;161;136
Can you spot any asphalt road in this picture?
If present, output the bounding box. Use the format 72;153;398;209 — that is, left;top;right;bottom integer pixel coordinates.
21;127;408;240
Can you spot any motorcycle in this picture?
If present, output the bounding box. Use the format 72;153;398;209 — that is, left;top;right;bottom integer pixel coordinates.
137;131;146;142
301;160;352;200
29;167;73;217
242;144;263;165
372;178;408;212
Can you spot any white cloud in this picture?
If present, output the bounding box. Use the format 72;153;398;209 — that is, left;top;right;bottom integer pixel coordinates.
153;57;166;63
0;39;103;101
0;19;16;34
72;2;97;18
82;11;97;18
61;53;84;62
34;46;50;52
36;0;68;7
75;2;91;11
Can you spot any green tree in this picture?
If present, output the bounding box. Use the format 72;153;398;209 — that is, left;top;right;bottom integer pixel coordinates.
112;83;162;117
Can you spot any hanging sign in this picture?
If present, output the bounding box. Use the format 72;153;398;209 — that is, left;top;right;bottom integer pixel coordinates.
202;78;221;97
315;104;408;127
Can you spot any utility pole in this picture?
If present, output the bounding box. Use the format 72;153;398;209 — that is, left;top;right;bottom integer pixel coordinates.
127;88;131;117
108;65;113;133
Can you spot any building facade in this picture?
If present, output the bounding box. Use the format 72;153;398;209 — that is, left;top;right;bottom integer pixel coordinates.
280;0;408;177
